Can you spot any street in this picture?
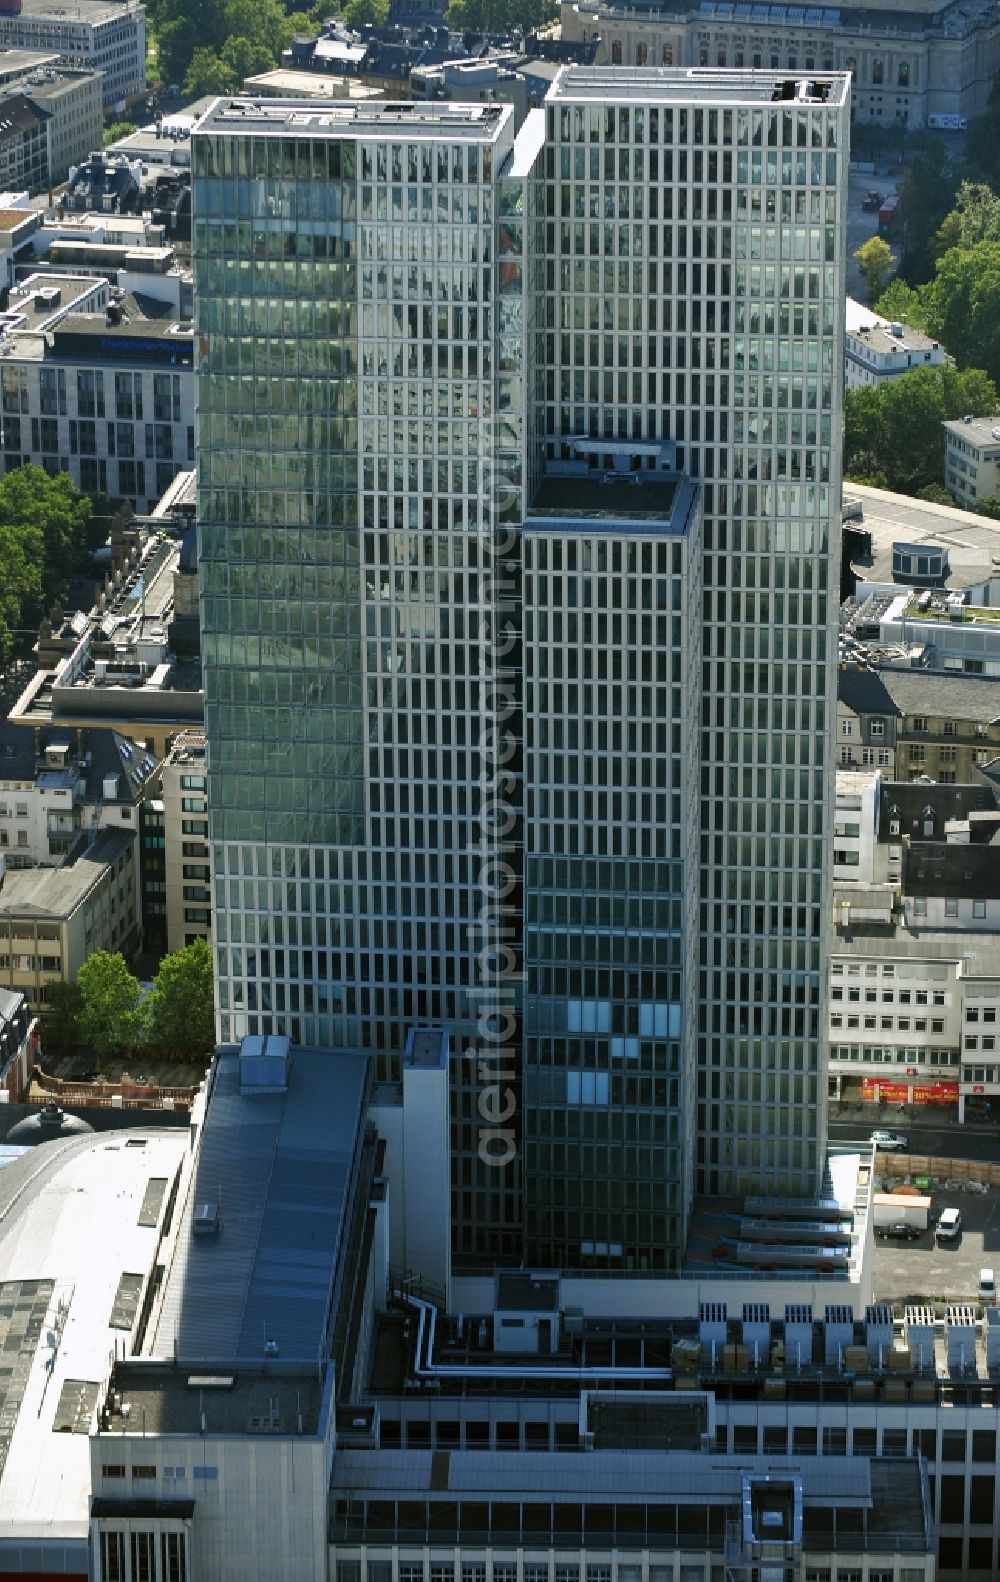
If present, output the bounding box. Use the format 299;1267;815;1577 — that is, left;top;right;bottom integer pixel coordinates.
830;1116;1000;1163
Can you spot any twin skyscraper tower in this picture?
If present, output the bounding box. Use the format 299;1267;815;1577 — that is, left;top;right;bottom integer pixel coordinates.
190;67;849;1274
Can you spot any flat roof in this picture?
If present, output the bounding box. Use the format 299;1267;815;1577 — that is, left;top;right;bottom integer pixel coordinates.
193;96;513;141
0;206;36;232
846;300;942;357
241;68;384;100
3;272;101;333
152;1046;369;1366
331;1445;902;1507
848;482;1000;589
3;0;142;23
51;310;191;344
527;474;699;535
830;929;1000;964
943;414;1000;448
0;826;133;921
0;1129;185;1540
546;65;850;107
96;1364;325;1438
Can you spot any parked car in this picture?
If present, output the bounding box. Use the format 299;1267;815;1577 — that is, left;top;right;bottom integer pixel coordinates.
876;1222;922;1241
862;189;884;211
936;1208;962;1242
870;1130;909;1151
979;1268;996;1303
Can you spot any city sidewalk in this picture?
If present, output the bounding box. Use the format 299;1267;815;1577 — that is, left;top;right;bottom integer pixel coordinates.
831;1096;1000;1131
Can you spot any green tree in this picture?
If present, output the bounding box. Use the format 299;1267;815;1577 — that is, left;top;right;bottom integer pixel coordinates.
76;951;146;1059
874;276;928;331
0;465;91;612
854;234;896;300
917;482;955;505
446;0;556;29
0;519;42;665
220;35;275;83
895;138;959;283
843;383;886;484
145;938;215;1058
283;10;322;45
343;0;389;25
923;241;1000;387
183;46;237;96
844;364;999;497
103;120;136;147
963;78;1000;187
223;0;291;52
934;181;1000;251
152;0;229;87
939;363;1000;420
40;981;83;1061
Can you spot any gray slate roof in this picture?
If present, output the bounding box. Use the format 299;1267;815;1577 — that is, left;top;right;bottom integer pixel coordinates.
879;669;1000;725
837;667;900;718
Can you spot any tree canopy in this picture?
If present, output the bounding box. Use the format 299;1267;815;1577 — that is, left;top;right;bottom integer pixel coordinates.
844;364;999;496
924;242;1000;388
152;0;320;93
44;942;216;1063
145;938;216;1058
854;235;896;300
0;465;92;664
75;952;146;1061
343;0;390;25
445;0;556;31
894;139;959;283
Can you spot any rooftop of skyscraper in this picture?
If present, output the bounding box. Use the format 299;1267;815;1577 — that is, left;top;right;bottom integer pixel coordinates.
192;96;513;141
548;64;850;105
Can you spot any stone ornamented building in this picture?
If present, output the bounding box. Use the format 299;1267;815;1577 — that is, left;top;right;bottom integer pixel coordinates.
561;0;1000;129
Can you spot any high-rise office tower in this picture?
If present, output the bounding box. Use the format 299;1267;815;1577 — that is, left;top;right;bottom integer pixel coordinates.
191;68;848;1273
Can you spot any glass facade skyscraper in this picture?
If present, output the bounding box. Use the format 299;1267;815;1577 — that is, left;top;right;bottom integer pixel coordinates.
191;68;849;1273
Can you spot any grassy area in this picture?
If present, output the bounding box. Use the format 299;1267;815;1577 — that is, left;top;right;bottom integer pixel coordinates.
907;598;1000;626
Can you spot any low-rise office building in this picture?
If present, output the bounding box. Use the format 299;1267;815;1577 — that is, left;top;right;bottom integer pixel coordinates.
828;930;1000;1111
846;589;1000;678
830;773;1000;1113
0;92;48;196
837;669;900;777
845;484;1000;604
845;297;949;390
0;279;194;510
0;825;138;1005
11;473;203;758
944;412;1000;510
838;666;1000;781
0;63;106;192
0;0;145;111
0;721;158;868
25;64;103;186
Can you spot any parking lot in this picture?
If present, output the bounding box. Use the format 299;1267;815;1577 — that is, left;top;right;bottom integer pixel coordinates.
845;164;899;299
874;1185;1000;1306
